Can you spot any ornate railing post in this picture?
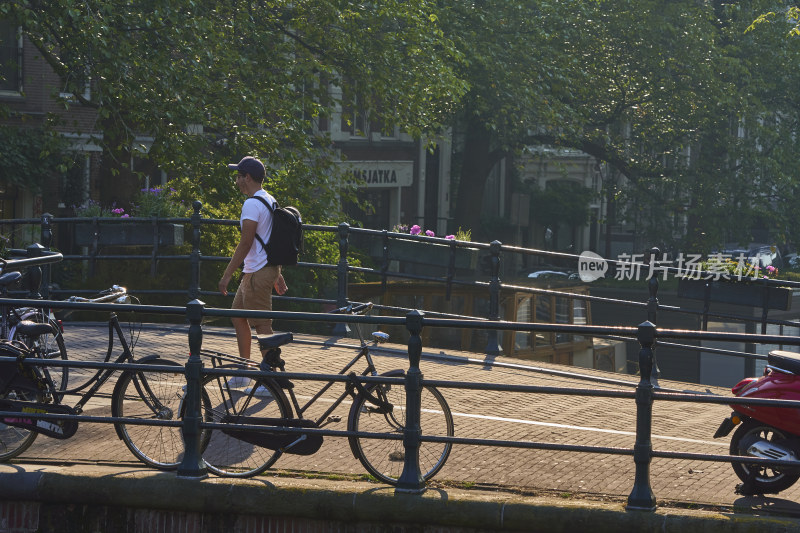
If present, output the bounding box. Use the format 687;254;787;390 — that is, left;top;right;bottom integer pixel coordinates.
149;217;160;277
332;222;350;336
396;310;425;493
485;240;502;356
380;229;389;295
189;201;203;300
40;213;53;249
88;216;100;278
40;214;53;300
177;299;208;479
646;247;660;387
626;320;657;511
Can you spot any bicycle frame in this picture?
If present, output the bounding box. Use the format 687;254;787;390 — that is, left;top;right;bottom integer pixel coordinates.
59;313;140;413
204;305;391;429
270;304;389;418
283;341;381;427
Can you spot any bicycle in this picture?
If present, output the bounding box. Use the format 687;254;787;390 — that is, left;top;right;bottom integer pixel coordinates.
0;286;185;467
196;302;454;485
0;265;68;399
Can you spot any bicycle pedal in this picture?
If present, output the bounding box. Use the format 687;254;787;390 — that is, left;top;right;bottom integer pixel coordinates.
327;415;341;423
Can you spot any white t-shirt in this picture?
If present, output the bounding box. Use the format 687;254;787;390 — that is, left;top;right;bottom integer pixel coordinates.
240;189;276;273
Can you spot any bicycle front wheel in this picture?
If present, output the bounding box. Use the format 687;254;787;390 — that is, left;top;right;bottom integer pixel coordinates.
15;316;68;399
348;380;454;485
201;374;289;478
0;387;41;461
112;358;187;469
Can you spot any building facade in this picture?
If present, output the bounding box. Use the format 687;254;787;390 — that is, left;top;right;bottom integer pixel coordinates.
1;22;447;240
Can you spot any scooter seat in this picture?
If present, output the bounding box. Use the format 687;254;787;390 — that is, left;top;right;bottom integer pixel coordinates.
768;350;800;375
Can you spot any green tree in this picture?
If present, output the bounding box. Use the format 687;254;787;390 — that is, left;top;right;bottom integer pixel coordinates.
443;0;800;252
0;122;71;194
749;6;800;38
1;0;463;221
443;0;716;236
1;0;465;298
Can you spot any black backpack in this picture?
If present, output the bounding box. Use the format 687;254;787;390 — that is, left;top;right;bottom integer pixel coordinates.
250;195;303;266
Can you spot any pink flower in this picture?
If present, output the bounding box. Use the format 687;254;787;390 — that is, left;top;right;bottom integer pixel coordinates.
112;208;125;215
409;225;421;235
445;235;455;240
121;214;130;218
425;230;435;237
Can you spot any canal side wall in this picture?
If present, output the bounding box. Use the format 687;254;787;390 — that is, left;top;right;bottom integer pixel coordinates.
1;466;799;533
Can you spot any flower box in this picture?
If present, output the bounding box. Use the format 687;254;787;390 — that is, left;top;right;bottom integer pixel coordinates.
371;239;479;270
75;222;184;247
677;277;792;311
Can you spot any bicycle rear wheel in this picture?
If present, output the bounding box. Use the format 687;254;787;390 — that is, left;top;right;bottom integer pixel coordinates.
15;316;68;399
201;373;289;478
348;379;453;485
0;387;40;461
112;358;187;469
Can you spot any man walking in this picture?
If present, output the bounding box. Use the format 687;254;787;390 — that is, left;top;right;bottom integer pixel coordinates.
218;156;288;369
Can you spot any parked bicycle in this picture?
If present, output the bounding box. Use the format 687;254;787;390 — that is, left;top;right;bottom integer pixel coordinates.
195;302;454;484
0;286;185;467
0;265;68;398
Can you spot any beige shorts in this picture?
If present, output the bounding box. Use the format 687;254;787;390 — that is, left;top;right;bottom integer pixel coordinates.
232;265;281;328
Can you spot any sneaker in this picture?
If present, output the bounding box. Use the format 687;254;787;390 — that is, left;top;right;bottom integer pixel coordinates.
244;385;273;398
227;376;251;388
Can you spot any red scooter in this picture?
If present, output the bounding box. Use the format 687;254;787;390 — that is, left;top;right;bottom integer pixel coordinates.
714;350;800;495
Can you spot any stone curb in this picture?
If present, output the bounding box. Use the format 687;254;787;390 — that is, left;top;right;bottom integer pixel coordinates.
1;466;799;532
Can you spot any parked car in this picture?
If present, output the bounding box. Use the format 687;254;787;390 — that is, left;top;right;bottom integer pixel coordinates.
715;244;784;271
526;270;580;280
784;252;800;270
747;245;783;270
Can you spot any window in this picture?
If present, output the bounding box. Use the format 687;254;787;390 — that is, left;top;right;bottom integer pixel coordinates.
755;324;800;376
340;98;368;138
0;21;21;94
534;295;553;347
554;296;572;344
58;49;91;102
298;78;330;134
515;296;532;349
59;154;90;209
520;289;591;359
338;87;397;139
133;155;165;191
0;182;17;219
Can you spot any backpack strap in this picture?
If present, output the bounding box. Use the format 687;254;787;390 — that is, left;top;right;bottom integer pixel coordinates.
249;195;278;213
246;195;278;254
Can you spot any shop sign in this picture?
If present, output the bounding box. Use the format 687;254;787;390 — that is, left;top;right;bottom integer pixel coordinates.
339;161;413;188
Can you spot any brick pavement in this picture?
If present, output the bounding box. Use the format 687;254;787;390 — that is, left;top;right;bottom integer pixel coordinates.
10;320;800;512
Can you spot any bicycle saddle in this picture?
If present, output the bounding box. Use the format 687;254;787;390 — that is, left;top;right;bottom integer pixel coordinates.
257;332;293;350
15;320;57;337
0;271;22;288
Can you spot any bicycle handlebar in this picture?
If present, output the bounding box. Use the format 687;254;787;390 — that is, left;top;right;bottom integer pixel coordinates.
67;286;129;304
332;302;373;315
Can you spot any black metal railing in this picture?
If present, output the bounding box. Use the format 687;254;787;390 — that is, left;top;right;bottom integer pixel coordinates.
3;291;800;509
4;213;800;509
3;210;799;372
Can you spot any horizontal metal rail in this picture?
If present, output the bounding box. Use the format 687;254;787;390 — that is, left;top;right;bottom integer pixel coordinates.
4;217;800;506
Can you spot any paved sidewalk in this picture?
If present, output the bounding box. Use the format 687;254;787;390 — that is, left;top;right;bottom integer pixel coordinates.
9;321;800;516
